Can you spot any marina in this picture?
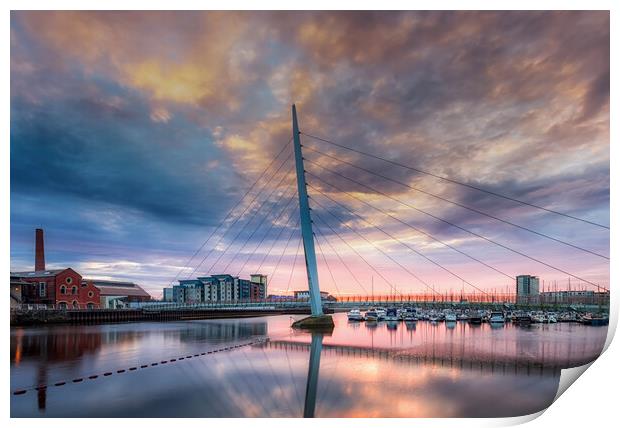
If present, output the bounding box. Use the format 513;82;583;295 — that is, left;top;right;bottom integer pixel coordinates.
346;307;607;325
10;312;608;417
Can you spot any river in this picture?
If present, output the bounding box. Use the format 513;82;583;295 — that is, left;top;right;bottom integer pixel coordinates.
10;312;608;417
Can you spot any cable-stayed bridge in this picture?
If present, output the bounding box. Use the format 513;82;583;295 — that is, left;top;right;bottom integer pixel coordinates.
167;105;609;312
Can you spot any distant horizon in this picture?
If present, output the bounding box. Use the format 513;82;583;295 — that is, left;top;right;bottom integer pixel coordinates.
11;11;609;298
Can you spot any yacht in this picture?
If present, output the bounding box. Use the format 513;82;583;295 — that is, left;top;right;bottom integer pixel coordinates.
403;307;418;322
376;308;387;320
457;312;469;321
531;312;545;323
489;311;505;323
445;312;457;322
581;314;609;326
385;307;399;321
347;308;364;321
515;312;532;326
468;311;483;324
365;309;379;322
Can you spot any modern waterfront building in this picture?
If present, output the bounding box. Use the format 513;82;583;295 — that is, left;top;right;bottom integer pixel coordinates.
163;287;173;302
250;274;268;299
168;273;268;304
516;275;540;303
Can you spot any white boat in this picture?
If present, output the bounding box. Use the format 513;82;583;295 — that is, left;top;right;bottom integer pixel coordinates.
376;308;387;320
445;312;457;322
347;308;364;321
531;312;545;323
457;313;469;321
365;309;379;322
384;308;399;321
489;311;505;323
403;307;418;321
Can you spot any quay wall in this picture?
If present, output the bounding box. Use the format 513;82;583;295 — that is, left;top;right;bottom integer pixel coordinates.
11;307;334;326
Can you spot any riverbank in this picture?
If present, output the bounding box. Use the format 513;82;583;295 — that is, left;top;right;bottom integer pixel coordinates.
11;307;335;326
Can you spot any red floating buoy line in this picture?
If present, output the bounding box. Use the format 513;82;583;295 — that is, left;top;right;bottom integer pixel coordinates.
12;338;268;396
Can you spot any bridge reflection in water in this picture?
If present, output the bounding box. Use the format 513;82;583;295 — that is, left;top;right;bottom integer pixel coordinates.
10;314;607;418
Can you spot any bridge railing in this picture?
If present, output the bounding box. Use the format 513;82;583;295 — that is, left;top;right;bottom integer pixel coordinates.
333;292;609;307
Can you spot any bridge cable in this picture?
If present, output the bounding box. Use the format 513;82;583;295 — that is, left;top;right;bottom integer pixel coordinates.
303;146;609;260
222;187;295;272
311;210;432;298
167;138;293;287
306;161;607;291
268;222;300;292
309;189;487;296
313;225;369;294
285;237;303;294
314;230;343;297
254;205;300;275
301;132;609;230
307;171;514;281
203;156;295;275
185;148;294;280
234;193;299;277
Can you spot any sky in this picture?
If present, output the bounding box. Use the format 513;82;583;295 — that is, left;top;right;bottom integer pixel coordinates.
10;11;609;298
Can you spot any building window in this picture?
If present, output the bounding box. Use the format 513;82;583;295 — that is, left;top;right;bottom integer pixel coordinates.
87;303;94;309
60;285;66;294
39;282;46;297
72;301;79;309
58;302;68;310
66;277;72;284
88;291;94;298
72;286;78;295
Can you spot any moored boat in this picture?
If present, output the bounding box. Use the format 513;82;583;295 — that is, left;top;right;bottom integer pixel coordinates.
457;313;469;322
445;312;457;322
347;308;364;321
385;307;399;321
403;307;418;322
468;311;482;324
581;314;609;326
488;311;505;323
365;309;379;322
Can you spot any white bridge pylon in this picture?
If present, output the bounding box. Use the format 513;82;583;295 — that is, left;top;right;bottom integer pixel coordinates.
291;104;323;316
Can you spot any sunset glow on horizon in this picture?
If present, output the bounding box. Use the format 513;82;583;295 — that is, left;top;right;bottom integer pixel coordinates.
10;11;609;298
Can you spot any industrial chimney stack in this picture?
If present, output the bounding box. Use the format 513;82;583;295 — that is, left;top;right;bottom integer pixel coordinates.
35;228;45;271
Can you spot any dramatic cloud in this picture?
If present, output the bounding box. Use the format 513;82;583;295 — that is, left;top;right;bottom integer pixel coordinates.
10;11;609;297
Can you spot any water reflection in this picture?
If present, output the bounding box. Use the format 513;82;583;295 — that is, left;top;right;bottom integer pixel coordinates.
11;314;607;418
303;333;323;418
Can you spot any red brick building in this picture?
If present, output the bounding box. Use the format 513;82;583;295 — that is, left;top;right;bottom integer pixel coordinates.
11;228;150;309
12;268;100;309
11;229;100;309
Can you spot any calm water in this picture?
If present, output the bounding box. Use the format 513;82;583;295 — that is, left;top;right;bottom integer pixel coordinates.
10;313;607;418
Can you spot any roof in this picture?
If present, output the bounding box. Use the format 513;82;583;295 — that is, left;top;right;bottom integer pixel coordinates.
85;279;151;298
10;269;66;278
